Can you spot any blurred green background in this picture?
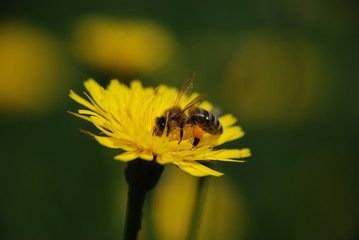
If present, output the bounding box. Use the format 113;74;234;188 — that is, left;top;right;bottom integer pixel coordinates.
1;0;358;239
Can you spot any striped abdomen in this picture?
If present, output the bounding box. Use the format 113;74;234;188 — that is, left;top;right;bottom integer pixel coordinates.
187;107;223;135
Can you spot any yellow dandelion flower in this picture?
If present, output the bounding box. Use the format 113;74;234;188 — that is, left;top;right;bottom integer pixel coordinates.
0;21;70;113
69;78;250;177
72;16;176;76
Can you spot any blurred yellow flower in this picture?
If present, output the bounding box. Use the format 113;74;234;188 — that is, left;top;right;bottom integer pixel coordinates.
222;31;328;125
72;16;176;76
0;21;69;113
151;167;247;240
69;79;250;177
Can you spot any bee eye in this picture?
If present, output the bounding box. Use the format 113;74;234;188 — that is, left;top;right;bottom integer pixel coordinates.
160;122;166;129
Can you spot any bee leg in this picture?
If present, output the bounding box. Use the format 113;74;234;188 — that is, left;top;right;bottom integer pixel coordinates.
178;119;185;144
166;125;171;137
193;137;200;147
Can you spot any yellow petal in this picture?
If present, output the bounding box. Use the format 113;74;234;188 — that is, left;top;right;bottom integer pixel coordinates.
217;126;245;145
219;114;237;127
83;91;105;115
79;129;96;138
94;136;134;151
84;78;104;103
69;90;95;111
78;109;99;116
114;151;140;161
157;153;182;165
139;151;154;161
68;111;92;122
90;116;115;136
175;161;224;177
199;149;251;161
130;80;143;91
107;79;128;94
199;101;213;111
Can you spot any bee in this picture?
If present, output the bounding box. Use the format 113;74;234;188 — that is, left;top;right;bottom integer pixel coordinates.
153;73;223;147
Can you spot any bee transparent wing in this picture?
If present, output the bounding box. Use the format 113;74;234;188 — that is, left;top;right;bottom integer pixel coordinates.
173;72;195;106
181;93;207;113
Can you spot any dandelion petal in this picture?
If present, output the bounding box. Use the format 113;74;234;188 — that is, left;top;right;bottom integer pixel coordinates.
114;151;140;161
175;161;224;177
219;114;237;127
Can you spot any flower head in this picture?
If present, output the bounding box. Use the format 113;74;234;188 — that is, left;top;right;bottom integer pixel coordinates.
69;79;250;177
72;16;176;75
0;20;69;113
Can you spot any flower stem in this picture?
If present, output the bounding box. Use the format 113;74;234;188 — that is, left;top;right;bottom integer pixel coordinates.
124;185;147;240
187;175;209;240
124;158;164;240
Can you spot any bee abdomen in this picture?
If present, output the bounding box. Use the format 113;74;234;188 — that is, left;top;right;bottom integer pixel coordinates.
189;107;223;135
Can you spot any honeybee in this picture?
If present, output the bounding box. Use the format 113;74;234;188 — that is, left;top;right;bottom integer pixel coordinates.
153;73;223;147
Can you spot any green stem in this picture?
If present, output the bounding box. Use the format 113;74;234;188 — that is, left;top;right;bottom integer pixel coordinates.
124;185;147;240
124;158;164;240
187;176;209;240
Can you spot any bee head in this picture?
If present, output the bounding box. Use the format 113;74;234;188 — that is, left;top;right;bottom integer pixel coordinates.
153;116;167;136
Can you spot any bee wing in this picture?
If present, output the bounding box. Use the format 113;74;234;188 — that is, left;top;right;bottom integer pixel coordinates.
180;93;207;113
173;72;195;106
